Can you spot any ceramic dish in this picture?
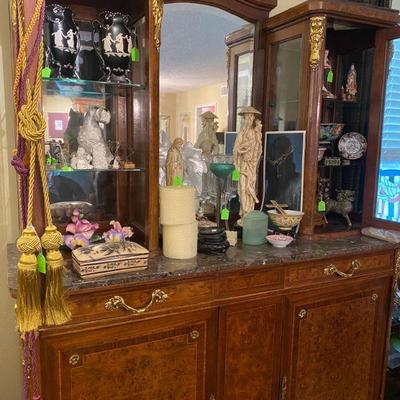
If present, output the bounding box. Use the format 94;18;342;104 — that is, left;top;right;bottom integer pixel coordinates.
338;132;367;160
267;210;304;231
266;234;294;248
320;123;345;141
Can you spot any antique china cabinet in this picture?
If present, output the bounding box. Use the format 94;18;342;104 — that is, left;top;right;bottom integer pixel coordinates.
8;0;400;400
264;0;400;237
16;0;161;251
225;23;255;131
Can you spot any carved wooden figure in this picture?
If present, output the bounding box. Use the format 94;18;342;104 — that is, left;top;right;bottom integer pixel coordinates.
233;106;262;225
195;111;219;156
166;138;184;186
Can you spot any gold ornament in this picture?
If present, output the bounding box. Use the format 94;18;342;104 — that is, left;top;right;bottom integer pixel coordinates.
15;227;42;333
153;0;164;52
309;16;326;70
41;225;71;326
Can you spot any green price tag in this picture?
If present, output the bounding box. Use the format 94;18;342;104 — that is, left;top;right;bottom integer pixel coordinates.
37;252;47;274
221;208;230;221
61;166;74;172
173;176;183;186
318;200;326;212
232;169;240;182
131;47;140;62
327;70;334;83
41;67;51;78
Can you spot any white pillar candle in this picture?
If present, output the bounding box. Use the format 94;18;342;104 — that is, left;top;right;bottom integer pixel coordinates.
160;186;196;225
162;221;198;259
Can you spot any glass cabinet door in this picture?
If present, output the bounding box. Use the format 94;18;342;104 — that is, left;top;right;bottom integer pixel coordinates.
267;37;303;131
365;27;400;229
235;52;254;130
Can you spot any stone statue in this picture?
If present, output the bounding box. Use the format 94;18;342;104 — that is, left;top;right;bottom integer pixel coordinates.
166;138;184;186
345;64;357;101
76;106;112;169
195;111;219;156
233;106;263;225
70;147;93;169
182;142;207;196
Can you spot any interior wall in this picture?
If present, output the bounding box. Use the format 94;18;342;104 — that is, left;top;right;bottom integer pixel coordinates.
175;82;228;144
160;82;228;144
0;0;23;398
160;92;177;140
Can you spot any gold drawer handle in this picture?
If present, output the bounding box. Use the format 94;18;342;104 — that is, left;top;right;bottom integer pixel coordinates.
324;259;361;278
105;289;168;314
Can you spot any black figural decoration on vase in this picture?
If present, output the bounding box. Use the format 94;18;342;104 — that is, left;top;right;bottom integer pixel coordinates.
44;4;81;79
92;12;135;83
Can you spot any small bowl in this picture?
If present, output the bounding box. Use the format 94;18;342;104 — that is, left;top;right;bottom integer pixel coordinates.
320;123;345;141
266;234;294;248
318;147;327;161
267;210;304;231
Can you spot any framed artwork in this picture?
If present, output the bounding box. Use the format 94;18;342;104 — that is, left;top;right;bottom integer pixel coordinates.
195;103;216;139
224;132;238;156
47;112;69;139
261;130;306;213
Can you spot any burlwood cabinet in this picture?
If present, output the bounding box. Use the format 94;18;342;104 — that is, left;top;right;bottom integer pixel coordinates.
218;297;284;400
38;251;395;400
284;278;392;400
40;309;218;400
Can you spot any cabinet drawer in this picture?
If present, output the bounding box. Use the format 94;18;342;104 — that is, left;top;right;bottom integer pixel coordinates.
68;279;215;323
285;252;393;288
218;268;284;297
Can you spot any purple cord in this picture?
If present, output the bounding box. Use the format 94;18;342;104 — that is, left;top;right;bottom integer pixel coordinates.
22;334;30;400
29;332;40;400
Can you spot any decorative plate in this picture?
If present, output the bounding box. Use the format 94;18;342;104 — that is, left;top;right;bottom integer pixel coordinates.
338;132;367;160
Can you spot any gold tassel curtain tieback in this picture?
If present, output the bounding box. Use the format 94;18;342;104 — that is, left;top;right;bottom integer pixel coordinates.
41;226;71;325
14;39;71;333
16;227;42;333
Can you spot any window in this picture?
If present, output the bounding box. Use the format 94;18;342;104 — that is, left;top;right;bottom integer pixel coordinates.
375;38;400;223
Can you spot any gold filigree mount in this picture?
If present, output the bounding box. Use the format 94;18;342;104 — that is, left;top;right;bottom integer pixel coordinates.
309;16;326;70
152;0;164;52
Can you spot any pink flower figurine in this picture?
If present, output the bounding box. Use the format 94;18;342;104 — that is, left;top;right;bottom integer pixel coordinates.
102;220;134;243
64;208;99;250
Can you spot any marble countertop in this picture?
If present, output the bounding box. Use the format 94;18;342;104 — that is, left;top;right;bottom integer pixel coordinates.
8;236;397;294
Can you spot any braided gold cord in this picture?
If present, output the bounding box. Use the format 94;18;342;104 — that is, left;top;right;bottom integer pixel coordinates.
26;133;36;226
13;0;43;112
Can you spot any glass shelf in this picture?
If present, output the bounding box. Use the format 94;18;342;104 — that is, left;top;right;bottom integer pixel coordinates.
47;167;145;173
42;78;145;98
322;97;360;105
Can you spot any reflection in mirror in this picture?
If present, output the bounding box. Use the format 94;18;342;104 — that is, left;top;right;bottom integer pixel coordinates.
270;38;302;131
160;3;254;145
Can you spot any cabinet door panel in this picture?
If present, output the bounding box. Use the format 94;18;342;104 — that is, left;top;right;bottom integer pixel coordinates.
41;310;217;400
285;279;391;400
218;297;284;400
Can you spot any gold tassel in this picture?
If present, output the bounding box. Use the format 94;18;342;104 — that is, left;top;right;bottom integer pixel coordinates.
16;226;42;333
41;225;71;326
